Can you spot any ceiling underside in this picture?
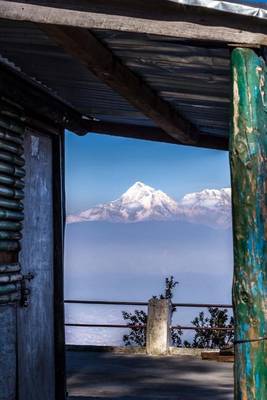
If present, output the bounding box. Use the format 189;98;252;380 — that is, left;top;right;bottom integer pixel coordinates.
0;0;266;150
95;30;231;138
0;19;232;146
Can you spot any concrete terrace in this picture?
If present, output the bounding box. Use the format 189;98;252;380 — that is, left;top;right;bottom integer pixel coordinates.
67;350;234;400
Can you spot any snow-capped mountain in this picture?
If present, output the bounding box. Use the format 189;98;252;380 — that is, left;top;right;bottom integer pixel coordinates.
180;188;231;228
67;182;180;223
67;182;232;228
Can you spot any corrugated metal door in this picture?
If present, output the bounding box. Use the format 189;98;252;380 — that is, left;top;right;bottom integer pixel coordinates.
17;130;55;400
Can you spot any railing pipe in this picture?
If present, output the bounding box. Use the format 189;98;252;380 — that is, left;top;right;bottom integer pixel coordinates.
64;300;232;308
65;300;148;306
65;323;234;331
65;323;145;329
64;300;234;332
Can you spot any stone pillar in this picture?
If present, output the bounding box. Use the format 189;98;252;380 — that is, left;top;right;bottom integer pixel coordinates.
146;298;171;355
230;48;267;399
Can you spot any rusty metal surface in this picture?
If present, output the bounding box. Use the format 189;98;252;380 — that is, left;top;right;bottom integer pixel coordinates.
0;19;232;139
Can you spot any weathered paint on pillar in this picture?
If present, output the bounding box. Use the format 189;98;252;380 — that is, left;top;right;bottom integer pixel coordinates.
230;48;267;399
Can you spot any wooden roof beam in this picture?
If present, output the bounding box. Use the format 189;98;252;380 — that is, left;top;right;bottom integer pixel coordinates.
0;1;267;46
86;121;228;151
43;25;200;145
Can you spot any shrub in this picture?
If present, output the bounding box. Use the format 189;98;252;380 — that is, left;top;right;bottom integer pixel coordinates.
122;310;147;347
191;307;234;349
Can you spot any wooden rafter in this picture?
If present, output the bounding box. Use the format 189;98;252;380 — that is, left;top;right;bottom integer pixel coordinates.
87;121;228;151
42;25;200;144
0;1;267;46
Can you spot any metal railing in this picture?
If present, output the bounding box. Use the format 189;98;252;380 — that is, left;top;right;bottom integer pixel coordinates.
64;300;234;332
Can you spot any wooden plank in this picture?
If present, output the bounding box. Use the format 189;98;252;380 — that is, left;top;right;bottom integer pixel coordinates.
201;351;234;363
18;131;55;400
0;1;267;46
201;351;219;360
216;355;234;363
88;121;228;150
0;306;16;400
230;48;267;399
43;26;199;144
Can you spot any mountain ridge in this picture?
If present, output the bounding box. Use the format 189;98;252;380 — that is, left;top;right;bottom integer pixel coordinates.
67;182;231;229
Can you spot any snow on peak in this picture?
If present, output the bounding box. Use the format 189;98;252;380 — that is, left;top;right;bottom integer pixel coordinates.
67;183;232;229
180;187;232;228
119;182;178;216
121;181;156;202
181;187;231;208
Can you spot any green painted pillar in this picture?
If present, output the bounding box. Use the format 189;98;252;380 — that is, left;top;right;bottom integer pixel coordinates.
230;48;267;399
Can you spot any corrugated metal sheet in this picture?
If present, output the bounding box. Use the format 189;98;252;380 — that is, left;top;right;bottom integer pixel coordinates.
171;0;267;18
94;30;231;137
0;17;236;139
0;20;151;127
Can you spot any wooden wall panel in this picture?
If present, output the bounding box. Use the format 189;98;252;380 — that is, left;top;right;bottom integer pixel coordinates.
0;306;16;400
18;130;55;400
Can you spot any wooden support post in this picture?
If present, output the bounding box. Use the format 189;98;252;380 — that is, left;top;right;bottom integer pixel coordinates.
230;48;267;399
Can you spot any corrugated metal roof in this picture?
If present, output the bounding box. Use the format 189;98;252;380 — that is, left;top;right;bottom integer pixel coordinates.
95;30;231;137
171;0;267;18
9;0;267;150
0;19;232;140
0;19;152;127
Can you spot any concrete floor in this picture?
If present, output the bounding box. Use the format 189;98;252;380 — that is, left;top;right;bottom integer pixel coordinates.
67;350;234;400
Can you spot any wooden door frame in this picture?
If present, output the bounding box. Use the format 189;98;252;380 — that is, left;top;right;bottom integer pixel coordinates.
52;130;66;400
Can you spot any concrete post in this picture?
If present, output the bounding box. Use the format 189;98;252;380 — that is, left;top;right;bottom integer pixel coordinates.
146;298;171;355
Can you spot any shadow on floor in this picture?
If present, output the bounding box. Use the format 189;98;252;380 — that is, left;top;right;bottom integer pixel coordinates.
67;350;234;400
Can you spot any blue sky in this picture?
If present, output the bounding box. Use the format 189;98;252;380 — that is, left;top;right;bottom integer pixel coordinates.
65;132;230;214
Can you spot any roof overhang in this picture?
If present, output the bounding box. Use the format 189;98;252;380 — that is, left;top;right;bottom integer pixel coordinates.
0;0;266;150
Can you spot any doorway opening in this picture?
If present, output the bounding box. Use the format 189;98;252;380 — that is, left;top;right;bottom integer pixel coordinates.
64;131;234;399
